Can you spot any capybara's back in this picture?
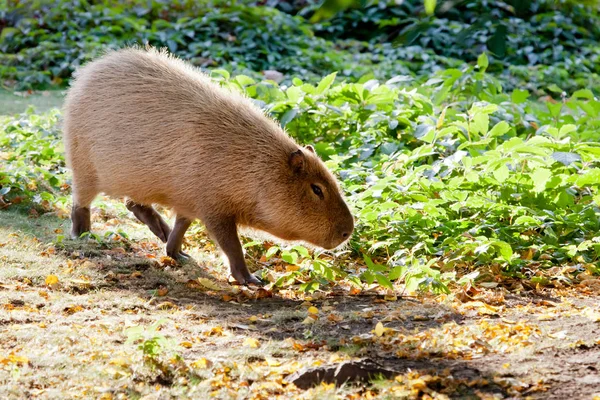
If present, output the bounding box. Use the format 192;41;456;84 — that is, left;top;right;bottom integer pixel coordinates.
63;47;354;285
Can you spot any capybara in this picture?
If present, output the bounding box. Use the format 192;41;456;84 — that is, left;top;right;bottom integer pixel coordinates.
63;47;354;285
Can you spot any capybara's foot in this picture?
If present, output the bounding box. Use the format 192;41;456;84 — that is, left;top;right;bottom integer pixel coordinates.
167;249;190;261
230;268;264;286
244;274;264;286
71;205;91;239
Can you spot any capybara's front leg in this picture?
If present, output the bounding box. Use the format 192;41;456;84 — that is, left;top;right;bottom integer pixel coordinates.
166;215;192;260
71;205;91;239
125;199;172;243
205;217;262;286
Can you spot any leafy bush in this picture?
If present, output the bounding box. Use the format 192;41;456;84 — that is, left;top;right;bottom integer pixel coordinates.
0;0;401;89
6;58;599;292
0;108;68;211
279;0;600;94
216;56;600;291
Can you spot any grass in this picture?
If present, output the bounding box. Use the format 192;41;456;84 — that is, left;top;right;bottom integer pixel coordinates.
0;90;64;115
2;203;600;398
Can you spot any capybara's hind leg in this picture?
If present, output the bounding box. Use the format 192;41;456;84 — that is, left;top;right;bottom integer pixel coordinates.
71;205;91;238
125;200;171;243
71;185;97;239
166;215;192;260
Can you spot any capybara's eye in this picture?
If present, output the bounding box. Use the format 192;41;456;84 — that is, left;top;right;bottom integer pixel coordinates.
311;184;324;198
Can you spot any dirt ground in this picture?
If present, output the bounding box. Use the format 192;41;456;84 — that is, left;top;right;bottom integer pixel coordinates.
1;205;600;399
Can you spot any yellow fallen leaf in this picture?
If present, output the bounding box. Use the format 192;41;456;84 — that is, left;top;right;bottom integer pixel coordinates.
191;357;213;369
375;322;384;337
109;358;129;367
286;265;300;272
583;307;600;322
181;341;193;348
45;275;59;287
0;353;28;366
244;337;260;348
197;277;226;291
64;305;83;314
248;315;258;322
156;301;177;310
537;314;556;321
266;358;281;367
308;306;319;315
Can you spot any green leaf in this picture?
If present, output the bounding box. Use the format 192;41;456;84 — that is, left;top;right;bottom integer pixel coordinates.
234;75;255;86
558;124;577;137
572;89;594;100
511;89;530;104
488;121;510;137
531;168;551;193
487;24;507;58
375;273;393;289
477;53;489;71
513;216;541;226
315;72;337;95
282;251;298;264
292;245;310;258
265;246;279;259
492;241;513;262
424;0;436;15
552;152;581;166
547;84;563;94
576;169;600;187
493;164;509;183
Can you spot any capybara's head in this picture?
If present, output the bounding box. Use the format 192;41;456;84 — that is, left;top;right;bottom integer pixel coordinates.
261;146;354;250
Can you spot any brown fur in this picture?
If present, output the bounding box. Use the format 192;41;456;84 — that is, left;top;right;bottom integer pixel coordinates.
63;47;354;284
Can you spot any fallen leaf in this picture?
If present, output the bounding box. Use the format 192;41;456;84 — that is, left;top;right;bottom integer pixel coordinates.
308;306;319;315
45;275;59;288
191;358;213;369
374;322;384;337
244;337;260;348
156;301;177;310
197;277;226;291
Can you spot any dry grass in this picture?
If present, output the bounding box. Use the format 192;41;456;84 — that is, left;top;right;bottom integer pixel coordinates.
2;202;600;399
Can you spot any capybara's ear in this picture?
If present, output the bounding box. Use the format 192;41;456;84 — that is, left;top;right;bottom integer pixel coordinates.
305;145;315;154
289;149;305;173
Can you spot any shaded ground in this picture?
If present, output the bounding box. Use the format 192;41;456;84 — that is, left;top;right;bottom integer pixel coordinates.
1;206;599;399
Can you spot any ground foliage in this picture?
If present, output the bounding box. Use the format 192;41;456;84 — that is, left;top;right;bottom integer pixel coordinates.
3;58;600;294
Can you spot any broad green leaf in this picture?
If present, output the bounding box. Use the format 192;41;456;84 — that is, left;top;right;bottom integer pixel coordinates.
558;124;577;137
531;168;551;193
576;169;600;187
488;121;510;137
493;164;509;183
315;72;337;95
375;273;393;290
511;89;530;104
572;89;594;100
492;241;513;262
424;0;436;15
477;53;489;71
